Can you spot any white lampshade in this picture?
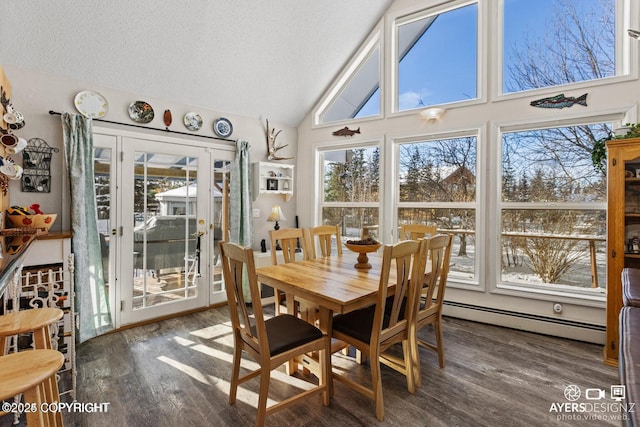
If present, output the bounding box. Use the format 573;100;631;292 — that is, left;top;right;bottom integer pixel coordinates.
267;205;286;222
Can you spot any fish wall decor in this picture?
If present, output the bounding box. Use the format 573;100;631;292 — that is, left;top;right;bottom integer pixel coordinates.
530;93;588;109
332;126;361;137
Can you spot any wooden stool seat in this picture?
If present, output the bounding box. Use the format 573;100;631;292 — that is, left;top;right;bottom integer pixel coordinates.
0;349;65;426
0;308;65;426
0;307;63;352
0;307;64;337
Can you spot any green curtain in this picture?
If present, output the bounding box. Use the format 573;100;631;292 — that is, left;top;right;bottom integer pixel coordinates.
62;113;113;343
229;139;253;246
229;139;253;300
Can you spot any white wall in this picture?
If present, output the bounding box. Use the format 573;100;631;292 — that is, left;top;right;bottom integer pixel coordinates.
4;65;297;250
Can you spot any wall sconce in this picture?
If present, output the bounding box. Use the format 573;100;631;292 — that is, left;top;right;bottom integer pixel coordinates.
419;107;445;122
628;29;640;40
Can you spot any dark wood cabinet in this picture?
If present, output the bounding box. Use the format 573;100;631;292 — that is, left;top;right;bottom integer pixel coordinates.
605;137;640;365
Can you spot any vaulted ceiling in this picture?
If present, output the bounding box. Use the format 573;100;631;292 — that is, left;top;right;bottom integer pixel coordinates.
1;0;393;127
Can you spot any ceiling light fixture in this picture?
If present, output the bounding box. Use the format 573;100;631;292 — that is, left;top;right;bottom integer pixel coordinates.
419;107;445;122
628;29;640;40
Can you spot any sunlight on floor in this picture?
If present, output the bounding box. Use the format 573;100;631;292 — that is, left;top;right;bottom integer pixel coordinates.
158;325;317;412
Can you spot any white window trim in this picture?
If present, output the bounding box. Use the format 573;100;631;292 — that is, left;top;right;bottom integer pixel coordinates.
391;128;484;288
314;139;384;232
312;24;384;128
388;0;483;117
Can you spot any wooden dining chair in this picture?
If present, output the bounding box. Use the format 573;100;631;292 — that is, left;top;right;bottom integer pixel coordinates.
399;223;437;241
219;241;329;427
307;224;342;259
268;228;309;315
306;224;350;354
410;234;453;388
331;239;428;421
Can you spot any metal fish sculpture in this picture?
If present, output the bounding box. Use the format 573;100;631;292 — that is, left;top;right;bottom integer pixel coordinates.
530;93;588;109
332;126;361;137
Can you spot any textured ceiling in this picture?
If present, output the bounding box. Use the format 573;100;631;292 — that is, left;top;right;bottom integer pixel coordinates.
0;0;392;126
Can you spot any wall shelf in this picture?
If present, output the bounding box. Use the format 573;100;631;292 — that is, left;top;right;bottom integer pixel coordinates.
253;161;294;201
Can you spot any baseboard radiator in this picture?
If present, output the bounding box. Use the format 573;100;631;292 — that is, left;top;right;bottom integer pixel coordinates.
442;301;605;344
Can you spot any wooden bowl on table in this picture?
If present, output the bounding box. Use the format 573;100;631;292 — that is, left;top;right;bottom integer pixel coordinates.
344;239;382;270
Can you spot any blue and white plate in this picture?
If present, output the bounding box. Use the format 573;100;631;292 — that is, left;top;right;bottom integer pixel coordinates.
213;117;233;138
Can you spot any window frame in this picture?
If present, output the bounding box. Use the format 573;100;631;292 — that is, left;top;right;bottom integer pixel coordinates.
389;0;484;117
393;129;484;287
315;140;383;236
312;24;384;128
493;115;624;301
495;0;637;101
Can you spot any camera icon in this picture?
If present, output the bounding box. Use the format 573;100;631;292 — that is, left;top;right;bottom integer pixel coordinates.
585;388;605;400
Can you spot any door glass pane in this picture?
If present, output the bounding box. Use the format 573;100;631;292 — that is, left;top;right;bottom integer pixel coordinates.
211;159;231;295
94;147;112;292
132;151;198;309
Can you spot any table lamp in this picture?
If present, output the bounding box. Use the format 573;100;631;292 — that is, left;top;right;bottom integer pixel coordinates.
267;205;286;250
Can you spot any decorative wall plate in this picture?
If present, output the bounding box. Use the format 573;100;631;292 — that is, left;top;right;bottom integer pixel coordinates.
214;117;233;138
183;112;203;131
128;101;154;123
74;90;109;118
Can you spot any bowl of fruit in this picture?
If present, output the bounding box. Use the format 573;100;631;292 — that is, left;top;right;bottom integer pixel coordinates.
344;237;382;270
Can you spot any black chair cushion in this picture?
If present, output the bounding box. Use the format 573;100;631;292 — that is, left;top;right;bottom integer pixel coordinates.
259;314;323;356
333;305;394;344
384;295;409;320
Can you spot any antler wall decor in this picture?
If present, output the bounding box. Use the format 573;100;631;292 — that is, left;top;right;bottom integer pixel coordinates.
265;118;293;161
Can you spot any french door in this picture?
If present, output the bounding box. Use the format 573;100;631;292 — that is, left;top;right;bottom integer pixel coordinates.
93;129;232;328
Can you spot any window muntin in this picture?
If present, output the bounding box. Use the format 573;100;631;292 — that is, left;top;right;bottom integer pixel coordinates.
500;124;609;290
397;136;478;280
502;0;616;94
396;3;478;112
320;146;380;238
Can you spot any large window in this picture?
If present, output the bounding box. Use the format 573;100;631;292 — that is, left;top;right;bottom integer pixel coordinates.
397;136;477;280
320;146;380;239
500;124;609;291
503;0;616;94
396;2;478;112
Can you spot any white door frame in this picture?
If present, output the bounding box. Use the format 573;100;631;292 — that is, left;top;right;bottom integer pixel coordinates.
93;126;234;328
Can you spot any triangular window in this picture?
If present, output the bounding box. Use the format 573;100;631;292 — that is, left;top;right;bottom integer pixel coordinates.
315;31;381;124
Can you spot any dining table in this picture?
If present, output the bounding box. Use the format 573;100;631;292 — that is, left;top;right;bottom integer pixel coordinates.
255;250;393;396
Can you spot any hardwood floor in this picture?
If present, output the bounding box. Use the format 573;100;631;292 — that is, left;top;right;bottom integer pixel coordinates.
2;306;621;426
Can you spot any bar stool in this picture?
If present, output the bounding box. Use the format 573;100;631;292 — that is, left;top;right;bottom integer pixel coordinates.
0;307;64;425
0;349;65;426
0;307;64;353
